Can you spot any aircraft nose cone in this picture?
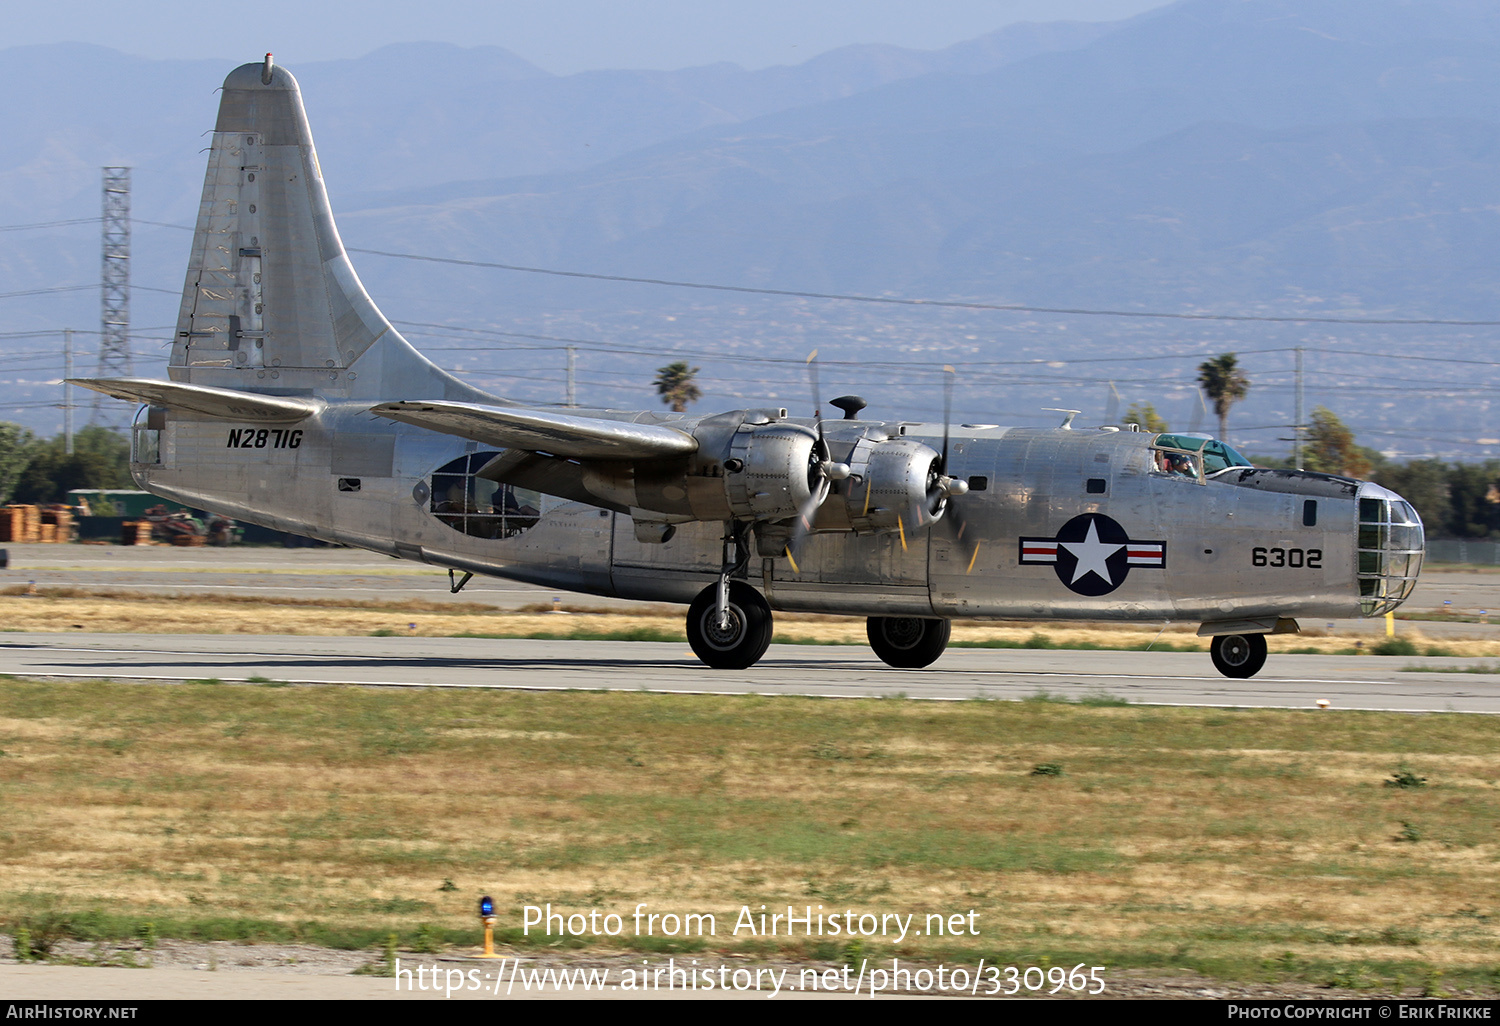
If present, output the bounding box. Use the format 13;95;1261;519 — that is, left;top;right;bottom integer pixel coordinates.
1355;481;1424;616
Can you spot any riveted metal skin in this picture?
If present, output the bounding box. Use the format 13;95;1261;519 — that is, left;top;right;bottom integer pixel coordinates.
724;422;821;522
849;436;945;534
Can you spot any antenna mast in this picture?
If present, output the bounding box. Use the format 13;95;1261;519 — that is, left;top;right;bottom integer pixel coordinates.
94;166;133;426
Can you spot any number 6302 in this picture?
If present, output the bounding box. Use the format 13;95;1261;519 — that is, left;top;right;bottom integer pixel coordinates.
1252;547;1321;568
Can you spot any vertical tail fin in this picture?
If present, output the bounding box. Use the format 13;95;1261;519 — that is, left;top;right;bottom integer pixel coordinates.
171;56;489;403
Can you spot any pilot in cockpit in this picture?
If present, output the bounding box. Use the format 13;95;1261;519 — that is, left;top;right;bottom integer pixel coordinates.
1156;451;1196;478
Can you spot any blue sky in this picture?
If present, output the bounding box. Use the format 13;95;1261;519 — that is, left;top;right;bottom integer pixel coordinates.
11;0;1173;72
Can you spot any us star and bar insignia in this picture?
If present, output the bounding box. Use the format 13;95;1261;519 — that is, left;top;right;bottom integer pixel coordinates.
1019;512;1166;596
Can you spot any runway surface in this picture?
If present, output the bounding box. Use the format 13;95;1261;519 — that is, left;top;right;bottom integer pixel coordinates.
0;543;645;608
3;543;1500;712
3;632;1498;713
5;543;1500;630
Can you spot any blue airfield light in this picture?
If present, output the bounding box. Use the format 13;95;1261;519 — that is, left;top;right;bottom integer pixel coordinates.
476;894;501;959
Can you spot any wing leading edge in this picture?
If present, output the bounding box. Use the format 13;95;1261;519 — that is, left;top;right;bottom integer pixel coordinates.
68;378;324;422
369;400;697;460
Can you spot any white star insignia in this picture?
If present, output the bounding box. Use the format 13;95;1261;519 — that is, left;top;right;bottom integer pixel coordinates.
1059;518;1124;586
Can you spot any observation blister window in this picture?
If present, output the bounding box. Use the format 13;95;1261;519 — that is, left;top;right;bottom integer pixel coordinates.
428;452;544;540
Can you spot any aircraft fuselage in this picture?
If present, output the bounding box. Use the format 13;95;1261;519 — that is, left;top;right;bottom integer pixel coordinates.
131;403;1392;625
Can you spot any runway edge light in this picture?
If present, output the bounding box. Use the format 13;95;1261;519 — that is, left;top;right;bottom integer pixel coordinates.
475;894;503;959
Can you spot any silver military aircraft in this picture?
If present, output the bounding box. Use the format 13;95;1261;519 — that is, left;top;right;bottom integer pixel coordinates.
74;57;1426;679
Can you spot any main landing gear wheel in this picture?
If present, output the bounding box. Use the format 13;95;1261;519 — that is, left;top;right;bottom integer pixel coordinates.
1210;633;1267;678
867;616;951;669
687;582;773;670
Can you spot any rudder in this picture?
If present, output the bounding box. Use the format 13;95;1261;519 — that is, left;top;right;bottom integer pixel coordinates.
171;55;487;404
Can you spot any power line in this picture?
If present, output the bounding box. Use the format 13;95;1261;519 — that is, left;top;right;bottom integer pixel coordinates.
0;283;179;301
0;285;96;300
125;220;1500;327
395;320;1302;369
353;247;1500;327
0;217;99;233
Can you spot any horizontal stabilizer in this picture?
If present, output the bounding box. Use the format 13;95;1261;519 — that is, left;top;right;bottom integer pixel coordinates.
69;378;323;422
370;401;697;460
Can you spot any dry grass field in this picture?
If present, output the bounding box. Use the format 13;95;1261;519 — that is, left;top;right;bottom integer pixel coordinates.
2;676;1498;995
6;587;1500;657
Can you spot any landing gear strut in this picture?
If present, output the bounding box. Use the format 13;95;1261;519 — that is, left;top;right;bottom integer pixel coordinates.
1210;633;1267;678
686;523;772;670
687;581;772;669
867;616;951;668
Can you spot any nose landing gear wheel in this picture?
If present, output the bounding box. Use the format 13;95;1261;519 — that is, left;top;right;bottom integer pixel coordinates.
1210;633;1267;678
687;581;773;670
867;616;951;668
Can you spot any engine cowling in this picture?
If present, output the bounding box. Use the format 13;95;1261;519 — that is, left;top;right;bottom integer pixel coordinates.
842;435;946;534
723;422;826;521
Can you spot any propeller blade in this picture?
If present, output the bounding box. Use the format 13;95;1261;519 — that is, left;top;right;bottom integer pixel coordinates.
946;500;980;574
1190;387;1208;433
807;349;822;431
805;348;850;479
784;483;824;561
940;365;955;473
785;348;849;567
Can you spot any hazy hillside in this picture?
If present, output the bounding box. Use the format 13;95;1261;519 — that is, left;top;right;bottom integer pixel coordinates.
336;0;1500;313
2;0;1499;460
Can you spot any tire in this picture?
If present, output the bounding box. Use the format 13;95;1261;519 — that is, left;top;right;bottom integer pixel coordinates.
867;616;952;669
1210;633;1267;678
686;582;773;670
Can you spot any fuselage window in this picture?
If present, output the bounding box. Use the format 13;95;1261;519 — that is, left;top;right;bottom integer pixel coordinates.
429;452;541;540
132;405;165;465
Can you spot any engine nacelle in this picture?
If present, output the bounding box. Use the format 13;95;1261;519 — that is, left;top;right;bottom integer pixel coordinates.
580;414;829;527
581;419;943;540
724;422;825;521
842;435;945;534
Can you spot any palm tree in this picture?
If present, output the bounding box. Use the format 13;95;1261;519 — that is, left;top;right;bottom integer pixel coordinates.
1197;353;1250;443
653;362;702;413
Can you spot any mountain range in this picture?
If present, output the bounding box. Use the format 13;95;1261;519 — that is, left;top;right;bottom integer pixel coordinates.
2;0;1498;459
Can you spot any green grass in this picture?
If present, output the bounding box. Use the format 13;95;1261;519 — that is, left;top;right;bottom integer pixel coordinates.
3;679;1499;994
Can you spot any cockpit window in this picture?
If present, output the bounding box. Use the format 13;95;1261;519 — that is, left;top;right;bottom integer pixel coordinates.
1154;433;1208;453
1153;434;1253;480
1153;448;1201;480
1202;440;1253;475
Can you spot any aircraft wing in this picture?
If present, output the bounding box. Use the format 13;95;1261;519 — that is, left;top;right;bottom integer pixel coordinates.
369;400;698;460
68;378;323;422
